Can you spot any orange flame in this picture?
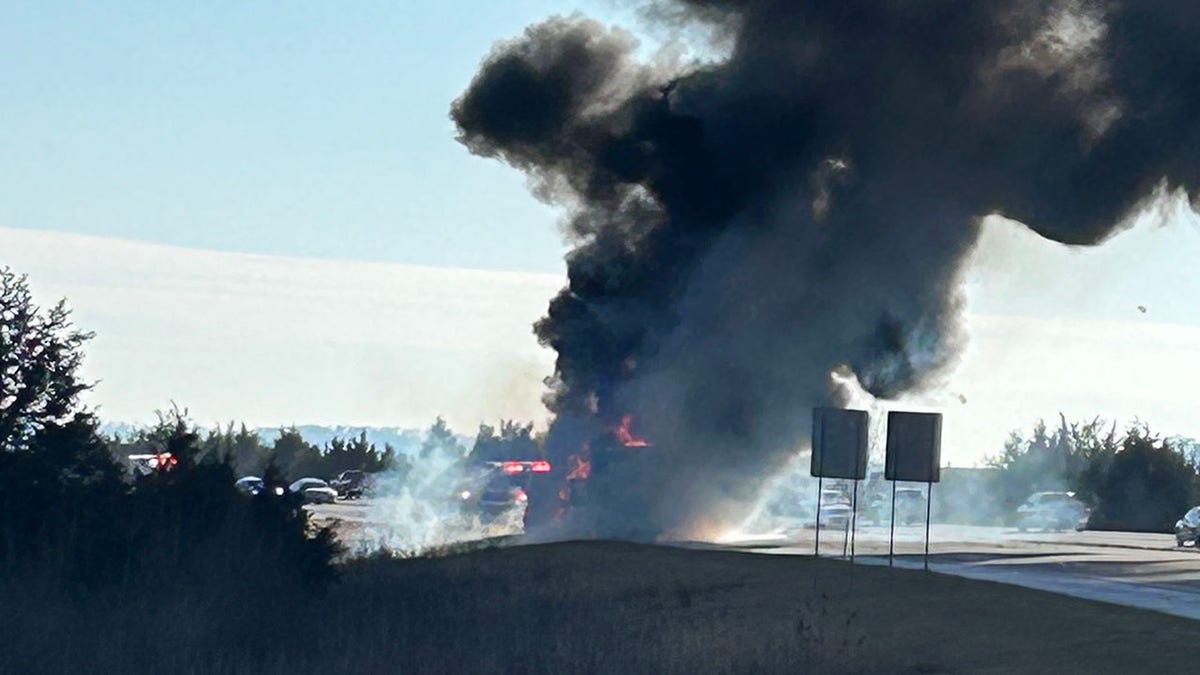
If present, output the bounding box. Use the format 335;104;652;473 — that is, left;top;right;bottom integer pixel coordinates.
615;414;649;447
565;442;592;481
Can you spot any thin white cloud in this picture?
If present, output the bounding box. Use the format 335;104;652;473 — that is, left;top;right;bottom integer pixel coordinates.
1;226;563;432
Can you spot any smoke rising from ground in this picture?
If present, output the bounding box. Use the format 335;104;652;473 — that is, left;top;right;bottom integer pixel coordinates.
451;1;1200;538
361;451;523;555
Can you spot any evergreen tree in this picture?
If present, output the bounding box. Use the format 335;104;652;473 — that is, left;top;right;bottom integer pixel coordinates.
420;416;465;460
0;267;94;450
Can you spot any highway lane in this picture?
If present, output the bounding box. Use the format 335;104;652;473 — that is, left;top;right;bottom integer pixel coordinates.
718;523;1200;621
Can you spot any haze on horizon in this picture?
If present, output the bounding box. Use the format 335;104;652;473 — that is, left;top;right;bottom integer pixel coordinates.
5;202;1200;468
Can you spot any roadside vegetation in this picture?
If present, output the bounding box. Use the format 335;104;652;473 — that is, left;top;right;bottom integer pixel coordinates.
968;416;1200;532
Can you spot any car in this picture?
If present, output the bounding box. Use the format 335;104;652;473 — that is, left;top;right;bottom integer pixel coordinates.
235;476;265;495
235;476;286;497
817;489;853;529
128;452;178;475
893;487;928;526
1175;506;1200;547
331;470;372;499
863;487;927;526
1016;492;1089;532
457;460;551;523
288;477;338;504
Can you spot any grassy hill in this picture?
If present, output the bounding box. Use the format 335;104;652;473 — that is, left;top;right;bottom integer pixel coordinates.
6;540;1200;673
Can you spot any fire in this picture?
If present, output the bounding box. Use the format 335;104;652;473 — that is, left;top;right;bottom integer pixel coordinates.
556;444;592;511
565;443;592;481
615;415;649;447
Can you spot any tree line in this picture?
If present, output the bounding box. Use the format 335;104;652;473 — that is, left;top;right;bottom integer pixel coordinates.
99;411;546;484
106;413;403;484
981;415;1200;532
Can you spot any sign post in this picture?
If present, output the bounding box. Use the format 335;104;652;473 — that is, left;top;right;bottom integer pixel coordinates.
883;411;943;572
814;476;823;557
810;408;869;559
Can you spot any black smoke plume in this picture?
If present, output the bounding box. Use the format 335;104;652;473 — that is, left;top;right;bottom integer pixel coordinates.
451;1;1200;538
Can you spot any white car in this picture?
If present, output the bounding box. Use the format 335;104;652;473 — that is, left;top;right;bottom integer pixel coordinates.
1016;492;1089;532
288;477;338;504
817;489;853;529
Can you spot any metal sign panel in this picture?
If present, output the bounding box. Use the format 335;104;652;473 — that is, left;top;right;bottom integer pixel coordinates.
884;411;942;483
811;407;869;479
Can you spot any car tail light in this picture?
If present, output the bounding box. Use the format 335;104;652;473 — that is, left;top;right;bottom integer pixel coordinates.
502;462;524;474
531;460;551;473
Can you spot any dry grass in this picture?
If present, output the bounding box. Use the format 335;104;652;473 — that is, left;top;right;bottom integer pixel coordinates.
4;541;1200;674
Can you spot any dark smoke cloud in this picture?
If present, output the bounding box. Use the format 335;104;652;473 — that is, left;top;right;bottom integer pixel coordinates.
451;1;1200;538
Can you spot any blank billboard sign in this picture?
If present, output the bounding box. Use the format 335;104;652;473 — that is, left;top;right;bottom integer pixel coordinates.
811;408;869;479
884;411;942;482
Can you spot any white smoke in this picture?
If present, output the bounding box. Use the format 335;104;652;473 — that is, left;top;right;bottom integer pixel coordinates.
350;449;525;556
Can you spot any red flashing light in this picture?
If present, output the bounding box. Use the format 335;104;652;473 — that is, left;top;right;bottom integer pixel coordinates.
530;460;552;473
514;489;528;503
502;462;524;474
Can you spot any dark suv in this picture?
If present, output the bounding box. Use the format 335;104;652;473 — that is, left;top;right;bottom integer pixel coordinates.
457;461;551;523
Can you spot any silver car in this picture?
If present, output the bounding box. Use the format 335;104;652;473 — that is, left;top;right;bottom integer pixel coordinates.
288;477;338;504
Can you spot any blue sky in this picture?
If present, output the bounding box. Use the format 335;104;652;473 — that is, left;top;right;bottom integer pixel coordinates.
0;1;648;273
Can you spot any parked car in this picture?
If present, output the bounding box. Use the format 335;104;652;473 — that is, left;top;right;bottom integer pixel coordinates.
1016;492;1089;532
288;477;338;504
331;470;372;499
1175;506;1200;547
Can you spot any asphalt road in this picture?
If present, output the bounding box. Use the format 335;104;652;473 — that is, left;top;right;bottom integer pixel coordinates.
716;523;1200;621
309;499;1200;620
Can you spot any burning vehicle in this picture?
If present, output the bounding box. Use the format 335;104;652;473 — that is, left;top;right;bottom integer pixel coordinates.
522;415;662;539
